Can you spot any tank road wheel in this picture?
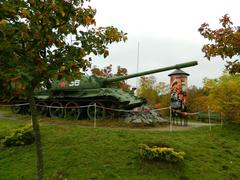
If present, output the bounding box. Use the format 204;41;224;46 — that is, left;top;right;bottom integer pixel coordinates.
11;104;22;114
36;101;49;116
49;101;64;118
64;101;81;120
22;105;30;115
87;102;106;120
107;103;118;119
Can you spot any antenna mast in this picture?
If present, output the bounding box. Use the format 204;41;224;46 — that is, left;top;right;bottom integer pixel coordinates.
136;41;140;87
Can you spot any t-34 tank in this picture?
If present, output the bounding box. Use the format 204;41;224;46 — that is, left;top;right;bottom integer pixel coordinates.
25;61;198;120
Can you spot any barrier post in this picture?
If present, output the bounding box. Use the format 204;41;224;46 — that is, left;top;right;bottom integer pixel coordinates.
169;106;172;132
94;103;96;128
208;106;211;131
220;112;223;128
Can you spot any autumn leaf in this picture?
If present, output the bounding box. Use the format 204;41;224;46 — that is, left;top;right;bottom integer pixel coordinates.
199;14;240;74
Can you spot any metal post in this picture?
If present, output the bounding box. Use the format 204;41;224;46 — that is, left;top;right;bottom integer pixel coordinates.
220;112;223;128
208;106;211;131
169;106;172;132
94;103;96;128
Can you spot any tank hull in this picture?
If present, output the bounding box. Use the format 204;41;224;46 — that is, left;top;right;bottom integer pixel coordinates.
11;88;146;120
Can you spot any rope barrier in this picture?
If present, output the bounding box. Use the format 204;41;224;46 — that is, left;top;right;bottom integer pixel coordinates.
0;103;30;107
0;102;202;115
151;107;171;111
187;112;199;115
0;102;170;113
95;105;171;113
36;104;93;109
94;105;134;113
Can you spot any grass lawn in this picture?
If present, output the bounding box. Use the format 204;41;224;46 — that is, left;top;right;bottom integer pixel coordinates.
0;110;240;179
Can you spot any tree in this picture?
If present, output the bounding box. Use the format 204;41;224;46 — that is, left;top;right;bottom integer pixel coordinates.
199;14;240;74
137;76;159;106
0;1;126;179
91;64;131;91
187;85;209;113
203;74;240;123
137;76;169;107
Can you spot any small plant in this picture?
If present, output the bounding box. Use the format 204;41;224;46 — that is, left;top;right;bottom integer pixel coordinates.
1;124;35;147
139;144;185;163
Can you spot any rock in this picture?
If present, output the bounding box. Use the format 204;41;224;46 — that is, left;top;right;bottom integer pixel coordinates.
131;118;143;124
124;107;168;125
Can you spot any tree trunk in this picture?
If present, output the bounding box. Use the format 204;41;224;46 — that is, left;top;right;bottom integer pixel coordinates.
29;90;44;180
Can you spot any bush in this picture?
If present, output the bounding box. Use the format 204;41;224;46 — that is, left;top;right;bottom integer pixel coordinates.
139;144;185;163
1;124;35;147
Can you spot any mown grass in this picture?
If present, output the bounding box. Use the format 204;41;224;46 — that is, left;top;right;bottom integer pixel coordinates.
0;111;240;179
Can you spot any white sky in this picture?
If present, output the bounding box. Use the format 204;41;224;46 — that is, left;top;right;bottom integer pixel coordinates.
88;0;240;87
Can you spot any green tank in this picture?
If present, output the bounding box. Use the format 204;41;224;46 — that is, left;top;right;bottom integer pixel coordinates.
13;61;198;119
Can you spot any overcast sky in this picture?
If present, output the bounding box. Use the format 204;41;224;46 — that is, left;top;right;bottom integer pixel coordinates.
88;0;240;87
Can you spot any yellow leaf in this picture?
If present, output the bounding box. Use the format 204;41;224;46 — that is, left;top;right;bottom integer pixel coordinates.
84;16;95;26
0;19;8;25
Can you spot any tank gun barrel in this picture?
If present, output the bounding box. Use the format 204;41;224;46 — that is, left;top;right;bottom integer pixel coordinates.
105;61;198;83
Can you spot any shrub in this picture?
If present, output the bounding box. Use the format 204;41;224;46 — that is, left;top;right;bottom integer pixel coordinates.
139;144;185;163
1;124;35;147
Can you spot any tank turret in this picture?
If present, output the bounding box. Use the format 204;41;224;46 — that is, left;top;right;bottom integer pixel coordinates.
13;61;198;120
